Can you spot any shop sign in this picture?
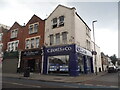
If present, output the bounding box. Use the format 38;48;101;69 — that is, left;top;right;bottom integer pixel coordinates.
76;45;92;57
46;46;73;53
22;50;41;57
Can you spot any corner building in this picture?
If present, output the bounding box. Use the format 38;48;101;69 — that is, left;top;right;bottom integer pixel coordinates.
43;5;94;76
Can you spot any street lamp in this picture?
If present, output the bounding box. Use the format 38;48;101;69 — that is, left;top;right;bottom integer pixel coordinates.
92;20;97;75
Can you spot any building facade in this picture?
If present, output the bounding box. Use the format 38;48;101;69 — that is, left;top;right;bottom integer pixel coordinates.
20;15;45;73
0;25;10;64
2;22;24;73
43;5;94;76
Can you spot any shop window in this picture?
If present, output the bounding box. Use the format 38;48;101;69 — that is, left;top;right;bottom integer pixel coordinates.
50;34;54;45
52;18;57;28
59;16;64;27
48;55;69;73
62;32;67;44
55;33;60;45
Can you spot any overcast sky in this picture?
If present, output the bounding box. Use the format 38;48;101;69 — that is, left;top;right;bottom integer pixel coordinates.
0;0;119;57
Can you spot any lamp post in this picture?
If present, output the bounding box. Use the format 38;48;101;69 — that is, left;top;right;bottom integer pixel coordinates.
92;20;97;75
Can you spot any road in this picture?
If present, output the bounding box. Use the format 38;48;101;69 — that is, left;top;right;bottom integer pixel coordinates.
80;72;119;88
2;76;118;89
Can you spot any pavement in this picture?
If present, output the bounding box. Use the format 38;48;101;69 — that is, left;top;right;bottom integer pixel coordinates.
2;71;108;83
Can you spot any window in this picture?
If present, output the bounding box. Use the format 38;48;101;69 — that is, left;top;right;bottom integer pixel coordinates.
0;44;3;53
31;39;35;49
34;24;38;33
26;40;30;49
36;38;39;48
29;25;33;34
56;33;60;45
59;16;64;27
7;41;19;51
62;32;67;44
86;27;90;37
86;40;90;50
15;42;18;50
0;34;3;42
50;34;54;45
11;29;18;39
52;18;57;28
29;23;38;34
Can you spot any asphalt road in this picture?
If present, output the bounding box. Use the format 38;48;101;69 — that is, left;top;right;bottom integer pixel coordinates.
80;72;119;88
2;76;118;89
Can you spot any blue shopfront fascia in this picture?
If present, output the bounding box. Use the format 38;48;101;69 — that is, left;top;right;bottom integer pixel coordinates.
43;44;93;76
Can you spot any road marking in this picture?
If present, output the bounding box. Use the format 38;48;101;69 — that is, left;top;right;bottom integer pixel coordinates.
78;83;118;88
3;81;41;88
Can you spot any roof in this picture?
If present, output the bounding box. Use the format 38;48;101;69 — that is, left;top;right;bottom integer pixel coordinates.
46;4;76;20
75;12;91;31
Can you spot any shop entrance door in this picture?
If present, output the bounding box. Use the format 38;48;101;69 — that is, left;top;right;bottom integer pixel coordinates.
28;59;35;72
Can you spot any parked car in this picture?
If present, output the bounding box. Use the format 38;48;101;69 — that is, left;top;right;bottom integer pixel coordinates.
108;66;117;73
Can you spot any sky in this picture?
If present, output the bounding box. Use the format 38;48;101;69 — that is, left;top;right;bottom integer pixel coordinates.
0;0;119;57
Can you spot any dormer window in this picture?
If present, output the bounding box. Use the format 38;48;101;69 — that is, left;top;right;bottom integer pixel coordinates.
29;23;39;34
59;16;64;27
52;18;57;28
11;29;18;39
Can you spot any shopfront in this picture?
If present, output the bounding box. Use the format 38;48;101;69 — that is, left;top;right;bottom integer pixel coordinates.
43;44;93;76
21;49;42;73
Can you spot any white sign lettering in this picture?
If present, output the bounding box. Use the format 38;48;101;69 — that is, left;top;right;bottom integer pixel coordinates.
47;47;72;53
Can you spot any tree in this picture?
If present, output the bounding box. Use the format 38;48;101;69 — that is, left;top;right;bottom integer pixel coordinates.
109;54;118;65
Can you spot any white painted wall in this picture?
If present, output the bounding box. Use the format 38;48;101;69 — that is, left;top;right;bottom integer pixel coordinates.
45;5;76;47
91;41;102;72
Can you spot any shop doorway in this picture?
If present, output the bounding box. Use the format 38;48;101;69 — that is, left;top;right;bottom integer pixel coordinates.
48;55;69;75
28;59;35;72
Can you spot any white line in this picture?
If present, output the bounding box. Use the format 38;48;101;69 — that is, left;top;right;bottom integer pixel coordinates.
3;81;41;88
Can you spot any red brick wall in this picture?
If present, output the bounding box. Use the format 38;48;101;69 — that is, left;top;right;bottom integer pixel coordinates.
23;15;45;50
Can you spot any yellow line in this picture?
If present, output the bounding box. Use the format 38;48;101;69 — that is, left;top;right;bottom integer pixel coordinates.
3;81;41;88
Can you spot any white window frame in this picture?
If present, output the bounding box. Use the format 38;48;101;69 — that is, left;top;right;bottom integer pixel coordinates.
25;36;40;49
29;22;39;34
0;33;3;42
11;29;18;39
55;33;60;45
7;40;19;51
62;32;67;44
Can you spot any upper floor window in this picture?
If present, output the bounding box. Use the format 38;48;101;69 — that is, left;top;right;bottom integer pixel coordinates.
26;40;30;49
0;44;3;53
25;37;40;49
52;18;57;28
86;27;90;37
50;34;54;45
29;23;39;34
31;38;35;49
86;40;91;50
56;33;60;45
59;16;64;27
36;37;40;48
11;29;18;39
7;40;19;51
0;33;3;42
62;32;67;44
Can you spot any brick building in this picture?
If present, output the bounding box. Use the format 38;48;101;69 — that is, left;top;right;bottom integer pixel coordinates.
20;15;45;73
2;22;24;73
